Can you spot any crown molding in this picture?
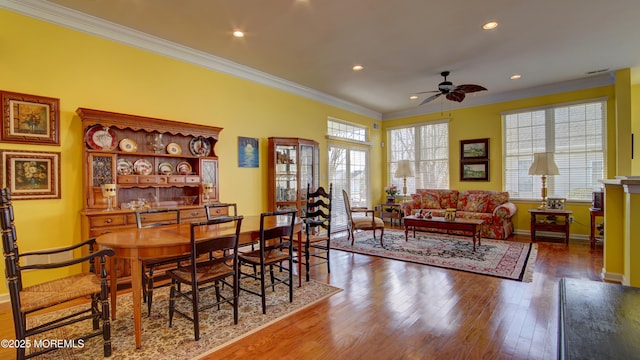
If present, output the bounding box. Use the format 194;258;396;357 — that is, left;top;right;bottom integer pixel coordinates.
0;0;382;120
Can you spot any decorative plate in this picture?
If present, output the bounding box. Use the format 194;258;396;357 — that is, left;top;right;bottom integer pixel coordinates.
158;162;174;175
133;159;153;175
166;142;182;155
116;158;134;175
189;136;211;156
85;125;117;150
176;161;192;175
119;138;138;152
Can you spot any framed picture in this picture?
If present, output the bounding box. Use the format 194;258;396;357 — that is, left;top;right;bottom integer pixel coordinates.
546;198;566;210
460;138;489;160
238;137;259;168
0;150;61;200
460;160;489;181
0;90;60;145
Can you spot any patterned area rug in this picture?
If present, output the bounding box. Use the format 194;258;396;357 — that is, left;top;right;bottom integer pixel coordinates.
25;279;341;359
333;228;536;282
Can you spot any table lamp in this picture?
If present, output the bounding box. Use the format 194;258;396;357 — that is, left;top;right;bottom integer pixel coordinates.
528;152;559;209
394;160;414;196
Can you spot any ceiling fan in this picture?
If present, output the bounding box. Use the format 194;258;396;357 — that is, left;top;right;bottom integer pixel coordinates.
416;71;487;105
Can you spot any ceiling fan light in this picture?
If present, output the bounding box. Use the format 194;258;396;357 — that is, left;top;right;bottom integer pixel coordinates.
352;65;364;71
409;95;418;100
510;74;522;80
482;21;499;30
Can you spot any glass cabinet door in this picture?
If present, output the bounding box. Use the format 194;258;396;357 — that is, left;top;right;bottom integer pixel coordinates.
275;145;298;205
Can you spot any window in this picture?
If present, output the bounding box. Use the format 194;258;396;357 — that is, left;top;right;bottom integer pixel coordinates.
327;118;370;231
387;120;449;194
328;118;367;142
503;99;606;202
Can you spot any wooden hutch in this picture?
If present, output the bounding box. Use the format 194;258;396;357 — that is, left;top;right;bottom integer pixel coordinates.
267;137;319;216
78;108;222;285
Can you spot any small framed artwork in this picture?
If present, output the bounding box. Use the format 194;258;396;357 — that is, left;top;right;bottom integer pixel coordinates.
238;137;259;168
0;90;60;145
0;150;61;200
460;138;489;160
460;160;489;181
546;198;566;210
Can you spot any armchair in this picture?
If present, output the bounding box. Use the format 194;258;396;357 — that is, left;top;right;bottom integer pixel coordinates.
342;190;384;246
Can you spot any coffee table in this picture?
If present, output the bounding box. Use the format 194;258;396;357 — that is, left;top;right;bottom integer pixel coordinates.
403;215;484;251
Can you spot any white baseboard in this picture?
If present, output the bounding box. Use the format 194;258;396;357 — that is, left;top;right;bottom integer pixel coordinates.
0;293;9;304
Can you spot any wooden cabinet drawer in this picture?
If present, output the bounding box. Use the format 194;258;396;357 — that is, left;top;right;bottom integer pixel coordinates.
186;175;201;184
168;175;185;184
127;211;177;225
204;207;228;218
181;208;207;221
118;175;137;184
89;214;127;228
139;175;159;184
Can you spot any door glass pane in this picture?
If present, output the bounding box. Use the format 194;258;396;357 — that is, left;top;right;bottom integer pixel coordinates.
329;144;368;231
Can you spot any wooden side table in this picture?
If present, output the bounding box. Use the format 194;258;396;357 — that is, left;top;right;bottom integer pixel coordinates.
529;208;572;245
589;207;604;248
377;203;403;226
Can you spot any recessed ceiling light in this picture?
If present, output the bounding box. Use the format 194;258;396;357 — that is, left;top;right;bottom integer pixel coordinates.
510;74;522;80
352;65;364;71
409;95;419;100
233;30;245;38
482;21;499;30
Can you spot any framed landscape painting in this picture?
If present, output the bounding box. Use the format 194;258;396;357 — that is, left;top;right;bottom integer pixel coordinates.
0;150;61;200
0;90;60;145
460;160;489;181
460;138;489;160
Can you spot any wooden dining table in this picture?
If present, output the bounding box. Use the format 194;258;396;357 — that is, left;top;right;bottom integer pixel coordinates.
95;215;303;349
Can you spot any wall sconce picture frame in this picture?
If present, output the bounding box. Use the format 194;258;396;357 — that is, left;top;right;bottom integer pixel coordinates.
460;138;489;160
0;90;60;145
460;160;489;181
0;150;61;200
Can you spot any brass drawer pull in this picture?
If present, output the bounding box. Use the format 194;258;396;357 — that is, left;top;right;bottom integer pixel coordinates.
105;218;112;224
191;211;199;216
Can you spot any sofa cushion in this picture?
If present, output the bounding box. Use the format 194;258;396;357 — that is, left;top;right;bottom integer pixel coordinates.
410;194;422;209
462;193;489;212
421;192;441;209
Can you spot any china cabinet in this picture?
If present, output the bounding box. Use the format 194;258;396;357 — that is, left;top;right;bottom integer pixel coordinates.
267;137;319;216
78;108;222;284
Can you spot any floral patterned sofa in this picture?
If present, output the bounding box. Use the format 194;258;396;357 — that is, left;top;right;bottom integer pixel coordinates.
401;189;517;239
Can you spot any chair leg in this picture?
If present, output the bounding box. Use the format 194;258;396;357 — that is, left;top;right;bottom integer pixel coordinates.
326;240;331;274
350;230;355;245
215;280;221;310
233;269;239;324
288;257;293;303
101;295;112;357
260;264;267;314
192;285;200;341
146;267;155;316
305;240;311;282
169;281;176;327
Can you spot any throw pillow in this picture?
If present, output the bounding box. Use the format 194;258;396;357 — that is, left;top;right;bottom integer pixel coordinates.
422;192;441;209
463;193;489;213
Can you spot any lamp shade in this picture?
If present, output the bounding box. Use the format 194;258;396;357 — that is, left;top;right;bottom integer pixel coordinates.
394;160;414;178
528;152;559;176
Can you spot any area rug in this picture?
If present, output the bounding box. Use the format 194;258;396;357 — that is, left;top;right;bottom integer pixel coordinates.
333;229;536;282
25;279;342;359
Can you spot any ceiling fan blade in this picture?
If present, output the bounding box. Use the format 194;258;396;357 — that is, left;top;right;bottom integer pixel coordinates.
446;91;466;102
419;93;442;105
455;84;487;93
413;90;440;94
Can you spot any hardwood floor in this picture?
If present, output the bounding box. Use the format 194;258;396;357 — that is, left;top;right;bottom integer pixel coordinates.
0;227;603;360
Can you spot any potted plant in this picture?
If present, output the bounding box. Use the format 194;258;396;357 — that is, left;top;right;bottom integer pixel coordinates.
385;184;398;203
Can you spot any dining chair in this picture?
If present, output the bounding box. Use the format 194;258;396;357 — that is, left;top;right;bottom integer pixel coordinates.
238;209;296;314
342;189;384;246
167;215;243;340
135;208;188;316
302;183;332;281
0;188;115;360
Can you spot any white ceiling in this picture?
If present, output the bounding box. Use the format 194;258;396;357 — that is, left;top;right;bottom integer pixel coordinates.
7;0;640;119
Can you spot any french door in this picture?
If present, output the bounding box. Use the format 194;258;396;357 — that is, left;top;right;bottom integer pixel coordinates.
328;144;369;231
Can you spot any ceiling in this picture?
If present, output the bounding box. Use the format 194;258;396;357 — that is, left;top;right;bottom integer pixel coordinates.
11;0;640;119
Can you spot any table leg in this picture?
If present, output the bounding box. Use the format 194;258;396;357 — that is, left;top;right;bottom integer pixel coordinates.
107;256;117;320
130;252;143;349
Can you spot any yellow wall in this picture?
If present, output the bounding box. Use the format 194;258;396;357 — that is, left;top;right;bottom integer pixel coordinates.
0;10;381;292
383;86;617;237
